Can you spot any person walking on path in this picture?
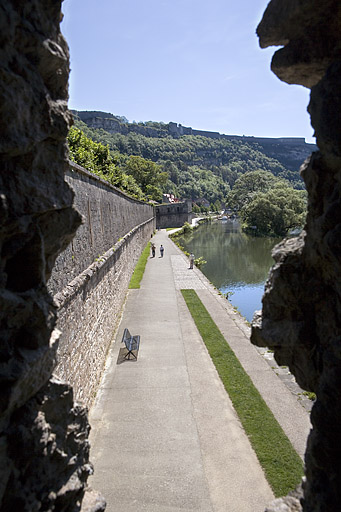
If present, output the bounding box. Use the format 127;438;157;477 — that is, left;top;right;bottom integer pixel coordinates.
160;244;164;257
189;253;194;269
151;243;156;258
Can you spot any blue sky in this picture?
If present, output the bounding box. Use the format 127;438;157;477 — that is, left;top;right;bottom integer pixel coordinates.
61;0;315;142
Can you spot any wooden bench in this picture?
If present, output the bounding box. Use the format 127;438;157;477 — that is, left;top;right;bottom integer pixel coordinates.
121;328;140;360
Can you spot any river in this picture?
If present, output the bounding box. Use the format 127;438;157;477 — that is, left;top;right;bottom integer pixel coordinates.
176;220;281;322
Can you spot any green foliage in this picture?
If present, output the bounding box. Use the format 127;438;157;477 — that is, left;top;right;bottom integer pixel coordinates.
122;155;168;201
181;289;304;496
72;117;304;209
194;256;207;269
68;126;171;202
224;290;234;300
169;222;196;242
226;170;307;237
214;199;222;212
106;131;289;182
67;126;145;200
302;391;316;401
240;182;307;237
227;170;279;210
68;125;117;177
171;165;230;204
182;222;193;234
70;117;307;234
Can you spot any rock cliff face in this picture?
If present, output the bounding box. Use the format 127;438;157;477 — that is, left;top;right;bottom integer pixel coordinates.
0;1;104;510
75;110;316;172
252;1;341;510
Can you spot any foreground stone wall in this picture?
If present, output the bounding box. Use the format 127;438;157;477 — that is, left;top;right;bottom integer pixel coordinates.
0;1;104;510
251;1;341;511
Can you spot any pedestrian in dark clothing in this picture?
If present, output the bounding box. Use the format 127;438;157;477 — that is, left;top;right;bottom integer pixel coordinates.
160;245;164;257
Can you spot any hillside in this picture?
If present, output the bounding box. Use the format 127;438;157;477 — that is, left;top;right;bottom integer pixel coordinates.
70;110;316;205
73;110;316;175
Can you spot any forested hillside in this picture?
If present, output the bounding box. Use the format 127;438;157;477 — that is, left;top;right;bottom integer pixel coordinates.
68;111;309;235
74;110;316;174
74;116;305;185
72;111;310;202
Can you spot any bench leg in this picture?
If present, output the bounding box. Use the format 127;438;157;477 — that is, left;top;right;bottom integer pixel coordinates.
124;350;137;360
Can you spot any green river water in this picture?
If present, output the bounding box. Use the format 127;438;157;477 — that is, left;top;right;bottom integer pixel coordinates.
176;220;281;322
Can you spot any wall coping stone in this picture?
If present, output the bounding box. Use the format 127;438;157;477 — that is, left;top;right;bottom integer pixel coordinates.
53;216;153;309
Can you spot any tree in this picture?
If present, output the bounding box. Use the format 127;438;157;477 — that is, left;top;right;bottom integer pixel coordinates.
68;126;122;183
73;117;304;193
67;126;145;200
240;183;307;236
122;155;168;201
214;199;222;212
162;160;180;184
241;196;281;234
227;170;279;210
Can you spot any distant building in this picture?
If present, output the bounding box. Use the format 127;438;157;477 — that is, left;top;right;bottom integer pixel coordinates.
155;200;192;229
162;193;180;204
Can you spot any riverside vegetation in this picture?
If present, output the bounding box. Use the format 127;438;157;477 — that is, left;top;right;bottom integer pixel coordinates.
68;112;308;237
169;222;208;269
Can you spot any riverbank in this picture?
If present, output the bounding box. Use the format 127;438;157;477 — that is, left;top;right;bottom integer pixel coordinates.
171;219;281;322
88;229;311;511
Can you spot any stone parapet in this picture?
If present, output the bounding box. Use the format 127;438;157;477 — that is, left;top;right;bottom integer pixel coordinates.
54;218;154;406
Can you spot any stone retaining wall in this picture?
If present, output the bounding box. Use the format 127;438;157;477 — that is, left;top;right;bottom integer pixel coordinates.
54;218;152;406
49;162;155;406
49;161;154;295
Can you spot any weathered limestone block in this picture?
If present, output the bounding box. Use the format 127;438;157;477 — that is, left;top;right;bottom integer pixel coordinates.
265;485;304;512
252;1;341;511
2;377;93;511
0;1;104;510
80;488;107;512
251;232;322;392
257;0;341;88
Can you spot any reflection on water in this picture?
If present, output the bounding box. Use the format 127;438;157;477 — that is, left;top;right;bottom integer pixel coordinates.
177;221;281;322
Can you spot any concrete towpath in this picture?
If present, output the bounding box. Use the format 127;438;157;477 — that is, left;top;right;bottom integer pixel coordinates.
89;229;311;512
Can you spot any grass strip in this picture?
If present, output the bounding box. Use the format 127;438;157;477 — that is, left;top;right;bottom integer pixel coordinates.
181;289;304;497
128;242;151;289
